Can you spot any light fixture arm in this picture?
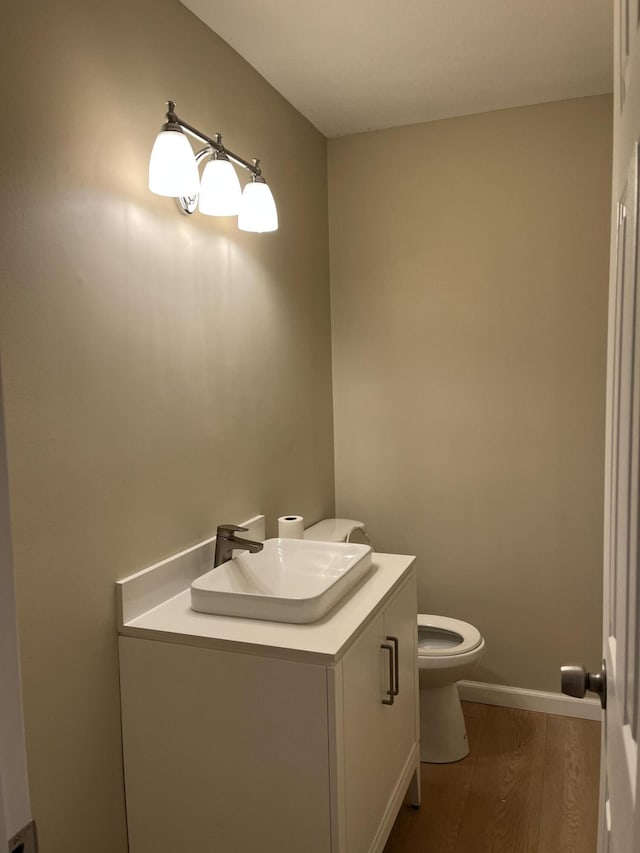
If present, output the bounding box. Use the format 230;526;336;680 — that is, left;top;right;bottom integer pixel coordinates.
165;102;262;178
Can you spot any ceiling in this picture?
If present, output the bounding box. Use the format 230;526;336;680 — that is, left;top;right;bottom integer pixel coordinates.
180;0;613;138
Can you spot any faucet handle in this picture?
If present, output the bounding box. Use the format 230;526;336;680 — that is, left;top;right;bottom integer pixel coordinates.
217;523;249;536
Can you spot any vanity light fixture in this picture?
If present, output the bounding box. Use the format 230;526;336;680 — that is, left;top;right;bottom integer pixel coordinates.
149;101;278;233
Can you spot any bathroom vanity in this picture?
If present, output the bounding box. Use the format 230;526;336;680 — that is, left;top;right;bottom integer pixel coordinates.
117;526;419;853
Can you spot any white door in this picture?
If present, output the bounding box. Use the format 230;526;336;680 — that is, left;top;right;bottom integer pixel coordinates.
599;2;640;850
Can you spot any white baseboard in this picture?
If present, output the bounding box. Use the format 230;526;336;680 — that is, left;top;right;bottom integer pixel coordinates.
457;679;602;721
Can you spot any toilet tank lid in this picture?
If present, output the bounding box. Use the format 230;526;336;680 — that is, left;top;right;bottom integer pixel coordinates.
304;518;367;543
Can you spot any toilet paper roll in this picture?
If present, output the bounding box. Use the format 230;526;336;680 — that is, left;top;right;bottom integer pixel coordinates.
278;515;305;539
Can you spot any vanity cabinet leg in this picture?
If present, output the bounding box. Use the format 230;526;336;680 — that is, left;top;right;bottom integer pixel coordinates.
407;762;421;808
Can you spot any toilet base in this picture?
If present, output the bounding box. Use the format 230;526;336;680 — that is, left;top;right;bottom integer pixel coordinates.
420;683;469;763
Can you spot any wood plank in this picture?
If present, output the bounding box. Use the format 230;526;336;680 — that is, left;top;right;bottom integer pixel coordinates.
452;706;547;853
460;700;490;720
536;715;601;853
384;704;601;853
383;704;486;853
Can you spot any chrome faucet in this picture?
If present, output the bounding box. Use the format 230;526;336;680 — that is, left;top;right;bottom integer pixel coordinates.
214;523;264;568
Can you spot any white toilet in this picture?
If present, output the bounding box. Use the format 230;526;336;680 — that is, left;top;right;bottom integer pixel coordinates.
417;614;485;763
304;519;484;765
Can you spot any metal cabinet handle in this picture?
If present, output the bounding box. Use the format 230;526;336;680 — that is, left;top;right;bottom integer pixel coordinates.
381;643;395;705
387;636;399;696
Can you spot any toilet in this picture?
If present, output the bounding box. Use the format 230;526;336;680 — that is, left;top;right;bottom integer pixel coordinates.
304;518;485;765
417;614;485;763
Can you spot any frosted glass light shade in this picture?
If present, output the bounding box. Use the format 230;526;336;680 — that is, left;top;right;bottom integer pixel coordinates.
238;180;278;233
198;158;242;216
149;129;200;197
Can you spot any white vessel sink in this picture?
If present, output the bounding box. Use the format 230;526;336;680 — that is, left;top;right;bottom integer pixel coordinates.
190;538;372;623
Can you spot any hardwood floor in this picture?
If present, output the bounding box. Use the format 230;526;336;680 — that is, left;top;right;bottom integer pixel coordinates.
384;702;601;853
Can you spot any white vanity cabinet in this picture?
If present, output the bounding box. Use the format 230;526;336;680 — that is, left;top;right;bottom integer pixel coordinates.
118;555;419;853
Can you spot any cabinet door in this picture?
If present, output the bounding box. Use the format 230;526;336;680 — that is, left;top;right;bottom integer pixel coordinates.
382;573;419;788
341;573;419;853
341;611;389;853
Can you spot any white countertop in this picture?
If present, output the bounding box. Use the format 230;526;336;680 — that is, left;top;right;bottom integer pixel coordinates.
119;552;415;665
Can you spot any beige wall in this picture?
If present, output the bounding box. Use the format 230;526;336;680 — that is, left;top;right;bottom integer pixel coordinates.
1;0;333;850
329;96;611;693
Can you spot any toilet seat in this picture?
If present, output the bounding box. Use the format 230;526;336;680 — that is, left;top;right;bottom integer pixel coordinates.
417;615;482;657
